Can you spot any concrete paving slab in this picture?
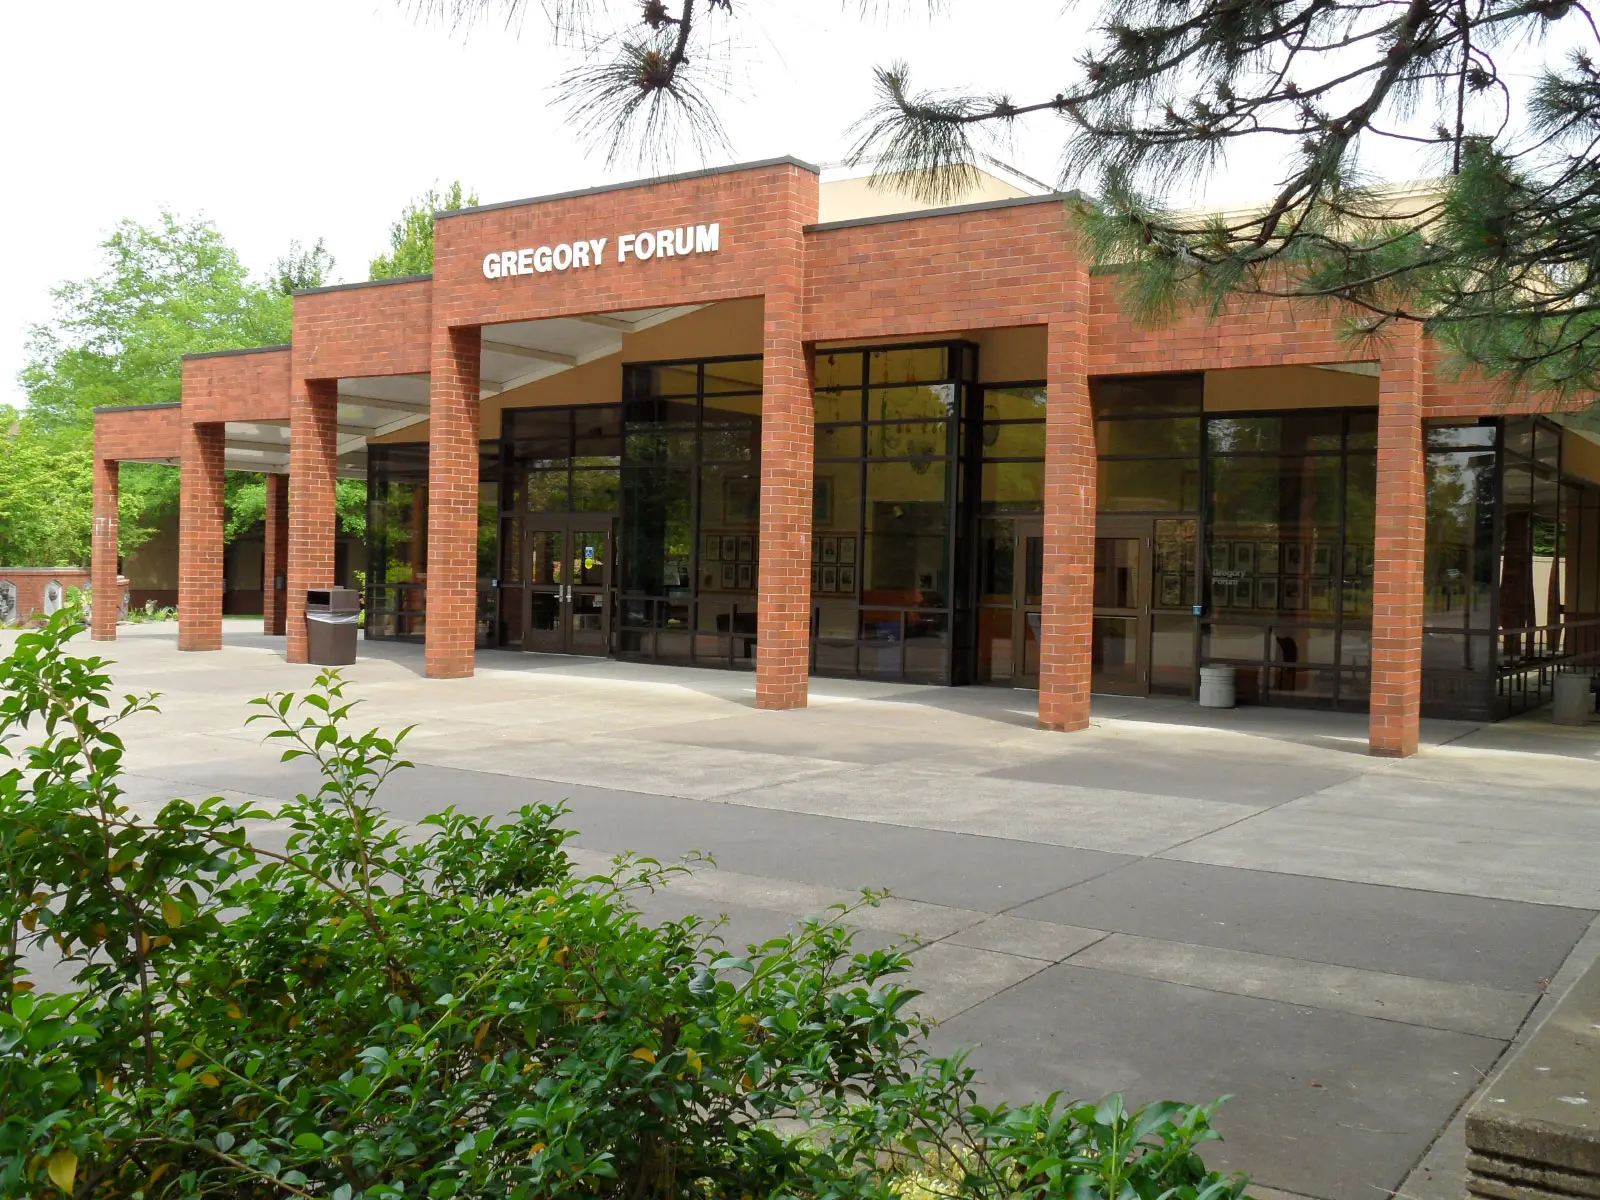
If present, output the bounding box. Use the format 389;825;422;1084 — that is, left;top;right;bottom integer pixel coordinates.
1069;933;1534;1039
1012;858;1590;991
987;746;1357;807
1169;799;1600;909
735;766;1265;855
940;915;1109;962
933;964;1505;1200
614;713;975;764
900;942;1052;1023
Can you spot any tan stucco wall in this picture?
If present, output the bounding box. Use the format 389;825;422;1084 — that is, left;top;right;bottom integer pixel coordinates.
1564;429;1600;485
1204;365;1379;411
816;170;1031;224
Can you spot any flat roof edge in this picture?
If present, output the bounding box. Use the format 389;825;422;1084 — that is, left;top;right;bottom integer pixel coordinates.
293;275;432;297
181;344;292;362
436;156;823;219
93;402;182;414
805;192;1073;233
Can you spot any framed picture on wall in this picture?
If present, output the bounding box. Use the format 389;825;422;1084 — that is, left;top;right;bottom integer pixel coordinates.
821;565;838;593
839;536;856;565
821;536;839;563
1212;541;1231;571
813;475;834;526
738;535;754;561
1311;543;1333;576
1310;578;1333;613
1258;542;1280;573
724;476;761;523
1233;542;1255;574
721;535;737;562
1160;573;1182;607
1257;577;1280;610
703;534;720;561
1283;542;1305;574
737;563;754;590
1283;577;1305;608
839;565;856;593
1233;579;1254;608
721;563;737;589
811;565;820;591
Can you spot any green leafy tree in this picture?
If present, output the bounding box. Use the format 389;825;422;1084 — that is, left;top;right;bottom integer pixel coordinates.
425;0;1600;394
369;182;478;279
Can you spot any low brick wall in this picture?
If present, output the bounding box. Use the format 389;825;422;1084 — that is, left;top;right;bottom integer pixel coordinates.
1468;957;1600;1196
0;567;93;624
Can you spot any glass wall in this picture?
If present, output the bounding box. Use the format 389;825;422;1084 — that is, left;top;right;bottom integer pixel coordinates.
1200;410;1376;707
811;343;975;683
618;356;764;667
1422;421;1498;718
367;441;500;646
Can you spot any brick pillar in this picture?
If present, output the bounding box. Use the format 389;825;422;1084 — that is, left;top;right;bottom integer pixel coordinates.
425;325;481;679
1370;336;1426;756
287;378;339;664
1038;316;1096;731
263;472;289;636
756;303;814;711
177;422;226;652
91;457;119;641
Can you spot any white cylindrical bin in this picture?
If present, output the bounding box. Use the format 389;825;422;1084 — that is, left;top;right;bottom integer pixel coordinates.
1553;673;1593;726
1198;665;1237;709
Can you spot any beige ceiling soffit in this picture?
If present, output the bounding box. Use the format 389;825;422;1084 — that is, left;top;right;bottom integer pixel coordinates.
336;394;430;415
1311;362;1381;377
482;340;579;367
224;437;294;452
371;412;431;440
494;362;578;394
624;304;704;334
574;313;637;333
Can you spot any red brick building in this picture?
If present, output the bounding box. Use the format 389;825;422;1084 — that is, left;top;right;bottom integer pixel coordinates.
92;158;1600;756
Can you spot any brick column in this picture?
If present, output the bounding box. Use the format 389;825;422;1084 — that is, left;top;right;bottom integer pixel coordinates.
756;303;814;711
287;378;339;664
177;422;226;652
1370;336;1426;756
91;457;119;641
1038;317;1096;731
425;325;481;679
263;472;289;636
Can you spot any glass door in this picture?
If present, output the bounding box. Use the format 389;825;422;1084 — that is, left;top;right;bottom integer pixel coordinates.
1092;516;1198;696
975;517;1043;687
522;517;613;656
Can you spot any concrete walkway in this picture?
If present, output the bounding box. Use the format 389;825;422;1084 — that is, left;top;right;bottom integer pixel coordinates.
10;620;1600;1200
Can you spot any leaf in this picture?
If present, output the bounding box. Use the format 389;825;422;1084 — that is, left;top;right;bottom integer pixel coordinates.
47;1148;77;1193
631;1048;656;1064
177;1051;197;1070
199;1072;220;1086
162;900;183;928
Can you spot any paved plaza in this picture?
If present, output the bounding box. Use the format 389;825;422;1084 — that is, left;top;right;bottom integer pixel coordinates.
9;621;1600;1200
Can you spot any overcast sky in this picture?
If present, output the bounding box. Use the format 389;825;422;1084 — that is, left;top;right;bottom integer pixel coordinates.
0;1;1511;409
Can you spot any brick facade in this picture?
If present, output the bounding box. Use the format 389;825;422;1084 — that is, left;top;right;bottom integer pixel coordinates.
1371;332;1427;756
95;157;1582;756
423;325;481;679
263;473;289;636
91;457;120;640
0;568;95;625
1040;316;1096;731
286;378;339;664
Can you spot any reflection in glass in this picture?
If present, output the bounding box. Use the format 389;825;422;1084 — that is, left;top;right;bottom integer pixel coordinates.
1098;459;1200;512
864;462;949;605
1094;538;1141;608
1092;616;1140;684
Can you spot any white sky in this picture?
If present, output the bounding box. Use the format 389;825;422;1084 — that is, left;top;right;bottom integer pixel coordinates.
0;0;1549;409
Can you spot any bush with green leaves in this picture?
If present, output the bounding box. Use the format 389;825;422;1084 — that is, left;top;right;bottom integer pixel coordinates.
0;606;1249;1200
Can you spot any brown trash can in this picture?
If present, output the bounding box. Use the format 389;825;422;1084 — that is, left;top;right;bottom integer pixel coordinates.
305;587;360;666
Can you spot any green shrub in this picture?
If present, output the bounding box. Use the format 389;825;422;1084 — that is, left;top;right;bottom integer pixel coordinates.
0;607;1248;1200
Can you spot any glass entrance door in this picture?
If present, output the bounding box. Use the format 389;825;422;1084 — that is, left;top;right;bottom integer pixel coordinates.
1092;516;1199;696
975;517;1044;687
523;517;613;656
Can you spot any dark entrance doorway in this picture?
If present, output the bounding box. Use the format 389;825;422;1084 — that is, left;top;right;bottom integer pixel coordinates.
522;516;613;656
975;517;1043;687
1092;516;1199;696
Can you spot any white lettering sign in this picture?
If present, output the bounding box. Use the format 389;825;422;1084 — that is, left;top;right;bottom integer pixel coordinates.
483;224;720;279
